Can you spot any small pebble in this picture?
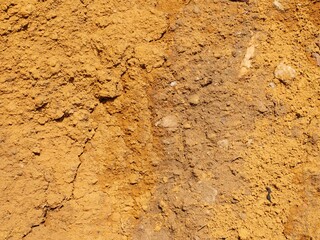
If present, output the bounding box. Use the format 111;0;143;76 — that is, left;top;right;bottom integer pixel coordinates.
238;228;250;239
311;52;320;66
207;133;216;141
170;81;177;87
98;88;121;99
162;177;168;183
213;52;222;59
217;139;229;149
273;0;285;11
128;173;139;184
156;115;178;128
257;101;268;113
269;82;276;88
47;56;58;67
53;110;64;120
183;123;192;129
274;62;297;84
247;139;253;146
188;94;200;105
19;4;35;17
242;45;255;69
32;147;41;155
37;117;48;125
193;6;200;14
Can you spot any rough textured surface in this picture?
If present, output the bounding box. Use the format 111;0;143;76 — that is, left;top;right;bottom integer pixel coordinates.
0;0;319;239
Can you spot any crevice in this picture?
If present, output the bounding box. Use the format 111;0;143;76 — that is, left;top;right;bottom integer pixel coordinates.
22;221;43;239
70;160;82;199
22;204;64;239
70;126;98;199
21;212;46;238
98;96;118;104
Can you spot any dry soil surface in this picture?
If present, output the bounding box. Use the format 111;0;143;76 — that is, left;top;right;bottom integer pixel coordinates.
0;0;320;239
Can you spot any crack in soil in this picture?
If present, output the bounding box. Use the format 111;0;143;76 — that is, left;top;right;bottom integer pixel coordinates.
70;126;98;199
21;124;98;239
22;204;64;239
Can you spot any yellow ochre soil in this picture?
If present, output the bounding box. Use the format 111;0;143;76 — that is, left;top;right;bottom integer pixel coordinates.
0;0;319;239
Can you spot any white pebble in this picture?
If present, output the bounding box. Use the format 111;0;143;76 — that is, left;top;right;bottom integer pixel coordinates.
274;62;297;84
170;81;177;87
156;115;178;128
273;0;285;11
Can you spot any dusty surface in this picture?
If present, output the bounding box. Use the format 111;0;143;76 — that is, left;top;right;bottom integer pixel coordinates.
0;0;319;239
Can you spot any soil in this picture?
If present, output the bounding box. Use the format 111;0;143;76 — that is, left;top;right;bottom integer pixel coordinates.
0;0;319;239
